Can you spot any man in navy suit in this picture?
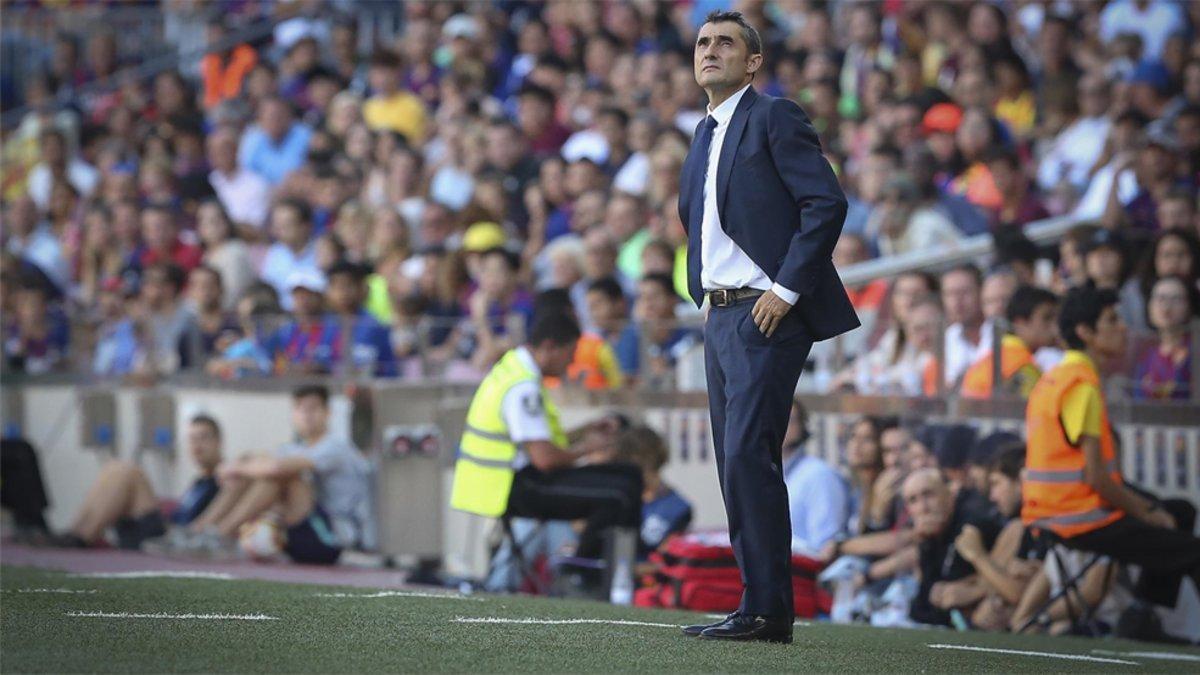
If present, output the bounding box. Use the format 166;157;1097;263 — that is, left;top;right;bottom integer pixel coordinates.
678;11;859;644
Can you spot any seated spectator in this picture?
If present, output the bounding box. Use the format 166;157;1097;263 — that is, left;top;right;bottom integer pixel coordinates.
363;51;427;144
1081;228;1144;331
613;425;693;560
618;273;699;382
962;286;1059;399
465;248;535;372
196;198;256;311
237;96;312;186
1024;286;1200;613
980;268;1017;321
781;400;849;554
941;265;992;390
323;260;397;377
865;173;961;256
260;199;321;310
133;263;200;376
4;276;68;375
905;468;1003;627
47;415;223;549
266;270;330;375
952;441;1048;631
584;276;638;352
206;291;276;380
4;195;68;294
1133;275;1197;399
537;288;623;390
839;294;942;395
986;148;1049;228
136;204;203;274
1056;223;1097;293
26;128;98;210
181;385;375;563
1125;228;1200;335
206;126;270;239
185;265;236;367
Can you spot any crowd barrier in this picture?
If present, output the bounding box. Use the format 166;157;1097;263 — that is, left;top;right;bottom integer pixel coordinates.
2;379;1197;578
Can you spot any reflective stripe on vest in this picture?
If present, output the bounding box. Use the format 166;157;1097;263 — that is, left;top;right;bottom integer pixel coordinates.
1032;508;1120;528
1025;459;1118;483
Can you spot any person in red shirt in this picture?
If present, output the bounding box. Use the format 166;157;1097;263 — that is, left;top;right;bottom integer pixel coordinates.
138;204;202;273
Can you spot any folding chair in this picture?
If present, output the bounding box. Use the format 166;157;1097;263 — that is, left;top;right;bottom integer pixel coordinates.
1015;530;1121;635
487;515;550;595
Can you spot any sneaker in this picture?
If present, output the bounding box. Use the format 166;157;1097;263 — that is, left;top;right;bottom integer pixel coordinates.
140;526;198;555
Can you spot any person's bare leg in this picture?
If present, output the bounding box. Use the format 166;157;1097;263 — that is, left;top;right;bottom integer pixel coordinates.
279;476;315;527
72;462;156;542
188;476;250;532
213;478;285;538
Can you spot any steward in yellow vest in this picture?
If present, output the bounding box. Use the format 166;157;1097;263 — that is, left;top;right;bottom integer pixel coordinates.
1022;286;1200;603
448;311;643;563
962;286;1058;399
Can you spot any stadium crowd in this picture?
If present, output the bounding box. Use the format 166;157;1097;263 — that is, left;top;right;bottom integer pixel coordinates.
2;0;1200;644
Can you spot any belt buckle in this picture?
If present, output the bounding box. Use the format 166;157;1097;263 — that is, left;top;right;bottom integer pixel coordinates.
712;289;731;307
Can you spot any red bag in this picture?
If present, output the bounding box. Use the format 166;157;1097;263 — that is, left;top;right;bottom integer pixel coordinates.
634;532;831;617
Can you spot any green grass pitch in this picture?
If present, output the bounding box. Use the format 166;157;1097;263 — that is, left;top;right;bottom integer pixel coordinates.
2;564;1197;673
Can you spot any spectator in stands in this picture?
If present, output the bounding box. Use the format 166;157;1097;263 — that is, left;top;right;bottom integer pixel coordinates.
1126;228;1200;332
238;96;312;186
266;269;329;375
613;425;693;560
466;248;535;372
260;199;321;310
136;204;203;274
537;288;622;390
205;291;276;381
780;400;848;555
866;173;961;256
50;415;224;550
620;273;698;383
196;198;255;311
205;126;270;238
905;467;1003;627
3;276;68;375
1080;228;1141;329
1133;275;1197;399
323;261;397;378
363;51;427;145
1024;286;1200;611
186;265;235;366
1038;74;1113;200
962;286;1060;399
26;128;98;211
841;294;942;396
182;385;375;563
980;267;1018;321
941;264;992;389
136;262;199;375
585;276;637;352
4;195;69;294
953;441;1048;631
987;148;1049;228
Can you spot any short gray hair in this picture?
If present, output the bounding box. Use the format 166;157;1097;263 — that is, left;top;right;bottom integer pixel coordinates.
703;10;762;55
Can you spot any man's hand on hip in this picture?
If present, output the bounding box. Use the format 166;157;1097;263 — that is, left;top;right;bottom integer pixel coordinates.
751;290;793;337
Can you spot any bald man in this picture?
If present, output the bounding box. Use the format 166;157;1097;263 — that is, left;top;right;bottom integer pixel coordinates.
903;468;1003;627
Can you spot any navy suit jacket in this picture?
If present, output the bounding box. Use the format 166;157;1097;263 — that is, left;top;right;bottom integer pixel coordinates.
679;87;860;342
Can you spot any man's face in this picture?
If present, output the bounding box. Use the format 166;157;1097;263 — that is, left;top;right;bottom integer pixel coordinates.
635;280;674;321
1085;247;1123;287
206;131;237;172
142;211;175;251
188;269;222;310
259;100;291;139
140;269;173;307
271;207;309;248
536;339;577;378
585;290;624;332
291;395;329;440
980;274;1016;320
187;422;222;473
583;232;617;279
941;269;981;327
1085;306;1128;360
326;274;361;314
486;126;521;169
903;470;952;539
604;197;641;243
880;427;910;470
988;471;1022;519
906;439;938;472
1157;198;1194;231
291;287;323;317
693;21;760;91
1017;302;1059;351
479;255;515;297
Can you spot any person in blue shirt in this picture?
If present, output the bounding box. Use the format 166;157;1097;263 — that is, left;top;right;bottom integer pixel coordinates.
613;425;693;560
324;260;398;378
779;400;850;556
46;415;223;549
617;273;700;379
237;96;313;185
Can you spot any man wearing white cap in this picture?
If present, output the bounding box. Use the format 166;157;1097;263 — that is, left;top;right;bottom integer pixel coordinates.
264;269;330;375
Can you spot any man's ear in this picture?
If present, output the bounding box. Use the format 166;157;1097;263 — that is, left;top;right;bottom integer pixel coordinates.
747;53;764;78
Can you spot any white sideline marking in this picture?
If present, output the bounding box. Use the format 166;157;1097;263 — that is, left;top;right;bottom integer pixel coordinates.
70;571;235;580
316;590;482;601
66;611;277;621
927;644;1139;665
454;617;679;628
16;588;99;594
1094;650;1200;663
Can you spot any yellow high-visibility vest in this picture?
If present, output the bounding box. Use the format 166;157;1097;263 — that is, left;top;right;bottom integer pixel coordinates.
449;349;568;517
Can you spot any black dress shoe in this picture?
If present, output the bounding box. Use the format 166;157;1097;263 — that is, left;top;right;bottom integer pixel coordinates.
681;612;738;637
698;614;793;644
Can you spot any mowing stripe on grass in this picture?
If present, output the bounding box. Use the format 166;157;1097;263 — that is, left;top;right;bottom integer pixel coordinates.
927;644;1139;665
1094;650;1200;663
316;590;482;601
453;617;680;628
66;611;277;621
14;588;99;594
70;571;235;580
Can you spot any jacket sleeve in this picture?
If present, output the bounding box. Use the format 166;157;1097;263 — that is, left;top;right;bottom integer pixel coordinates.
766;98;848;297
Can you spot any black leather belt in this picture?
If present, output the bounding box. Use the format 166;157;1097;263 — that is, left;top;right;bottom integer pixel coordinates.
706;288;765;307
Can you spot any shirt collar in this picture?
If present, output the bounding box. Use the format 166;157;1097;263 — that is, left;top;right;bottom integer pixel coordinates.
1063;349;1097;373
514;346;541;379
707;83;752;126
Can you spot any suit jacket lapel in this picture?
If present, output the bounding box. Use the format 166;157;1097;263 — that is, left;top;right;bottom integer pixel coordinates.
715;86;757;226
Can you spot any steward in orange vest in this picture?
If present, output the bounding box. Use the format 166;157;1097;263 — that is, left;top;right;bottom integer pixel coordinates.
543;332;625;390
1022;287;1200;602
962;286;1058;399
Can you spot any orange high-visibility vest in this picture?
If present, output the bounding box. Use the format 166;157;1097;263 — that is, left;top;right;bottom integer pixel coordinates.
962;334;1038;399
1021;356;1124;538
201;45;258;110
543;333;615;390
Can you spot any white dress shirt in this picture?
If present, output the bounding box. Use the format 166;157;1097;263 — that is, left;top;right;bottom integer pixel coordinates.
209;168;271;229
944;319;993;386
700;84;799;305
